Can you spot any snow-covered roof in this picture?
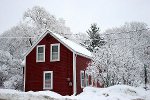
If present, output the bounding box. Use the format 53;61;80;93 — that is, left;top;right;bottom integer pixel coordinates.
24;30;92;58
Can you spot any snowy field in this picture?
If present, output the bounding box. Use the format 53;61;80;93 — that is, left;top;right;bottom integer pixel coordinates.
0;85;150;100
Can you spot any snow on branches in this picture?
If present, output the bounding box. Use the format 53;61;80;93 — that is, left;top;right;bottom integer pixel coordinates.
87;22;150;87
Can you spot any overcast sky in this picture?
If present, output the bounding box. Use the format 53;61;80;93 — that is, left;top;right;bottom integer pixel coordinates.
0;0;150;34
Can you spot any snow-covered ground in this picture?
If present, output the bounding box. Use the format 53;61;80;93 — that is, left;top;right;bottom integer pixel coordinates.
0;85;150;100
74;85;150;100
0;89;64;100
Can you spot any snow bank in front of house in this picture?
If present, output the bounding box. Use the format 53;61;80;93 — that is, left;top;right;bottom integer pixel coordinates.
73;85;150;100
0;85;150;100
0;89;64;100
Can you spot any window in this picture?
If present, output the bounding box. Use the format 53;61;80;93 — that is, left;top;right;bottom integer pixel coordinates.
50;43;60;61
85;72;89;86
43;71;53;89
95;79;97;87
80;70;85;88
36;45;45;62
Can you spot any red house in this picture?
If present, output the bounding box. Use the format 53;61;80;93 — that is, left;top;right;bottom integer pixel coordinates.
23;30;92;95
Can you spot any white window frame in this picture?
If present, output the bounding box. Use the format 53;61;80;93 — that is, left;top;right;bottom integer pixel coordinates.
36;45;45;62
85;72;89;86
80;70;85;88
43;71;53;90
50;43;60;62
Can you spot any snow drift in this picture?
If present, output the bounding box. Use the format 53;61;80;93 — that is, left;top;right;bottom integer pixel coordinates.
75;85;150;100
0;85;150;100
0;89;64;100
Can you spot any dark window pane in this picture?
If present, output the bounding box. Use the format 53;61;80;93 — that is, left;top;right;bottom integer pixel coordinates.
45;73;51;80
52;46;58;52
82;80;84;86
82;73;84;79
38;47;44;53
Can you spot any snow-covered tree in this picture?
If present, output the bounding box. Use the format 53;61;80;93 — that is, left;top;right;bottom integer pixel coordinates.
86;23;105;52
23;6;72;36
3;75;23;90
0;6;72;90
0;6;72;59
87;46;118;87
0;50;23;90
0;23;35;58
69;32;89;47
88;22;150;87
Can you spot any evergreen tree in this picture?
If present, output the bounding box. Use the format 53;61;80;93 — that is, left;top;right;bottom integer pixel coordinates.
86;23;105;52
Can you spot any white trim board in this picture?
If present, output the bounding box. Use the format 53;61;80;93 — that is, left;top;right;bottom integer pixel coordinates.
73;52;77;95
23;57;26;91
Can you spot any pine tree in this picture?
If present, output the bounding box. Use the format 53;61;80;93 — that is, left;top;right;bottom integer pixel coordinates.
86;23;105;52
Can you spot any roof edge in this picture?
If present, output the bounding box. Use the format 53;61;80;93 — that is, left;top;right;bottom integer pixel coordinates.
23;30;92;59
23;30;50;57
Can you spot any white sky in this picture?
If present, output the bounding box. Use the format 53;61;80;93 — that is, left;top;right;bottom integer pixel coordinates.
0;0;150;34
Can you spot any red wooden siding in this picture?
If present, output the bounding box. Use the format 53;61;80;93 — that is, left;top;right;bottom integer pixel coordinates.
76;55;91;94
25;34;73;95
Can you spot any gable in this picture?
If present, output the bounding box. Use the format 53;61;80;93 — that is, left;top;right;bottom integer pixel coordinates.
24;30;91;59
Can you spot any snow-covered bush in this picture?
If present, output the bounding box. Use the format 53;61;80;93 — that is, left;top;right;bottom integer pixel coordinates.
0;50;23;90
3;75;23;90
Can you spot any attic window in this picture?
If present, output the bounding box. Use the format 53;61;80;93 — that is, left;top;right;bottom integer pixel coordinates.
50;43;60;61
36;45;45;62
